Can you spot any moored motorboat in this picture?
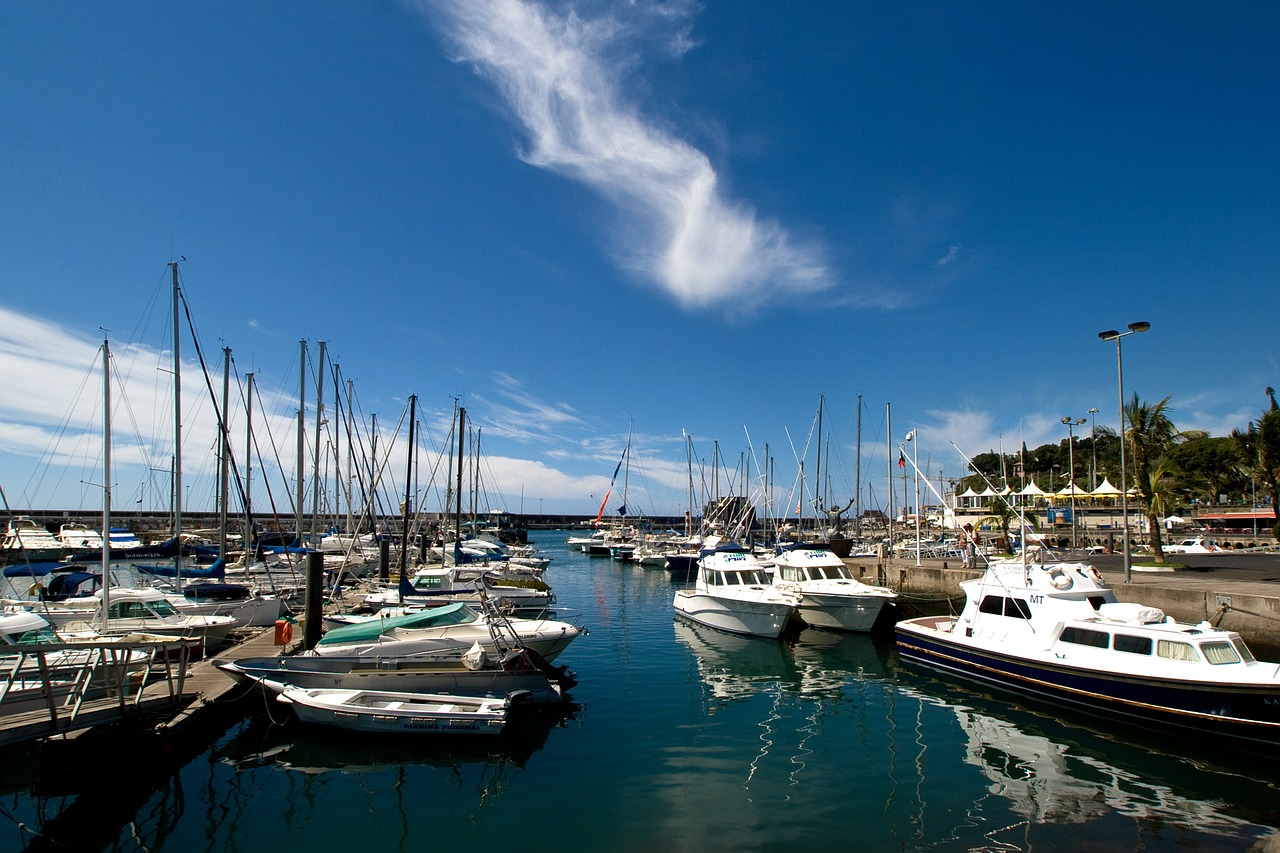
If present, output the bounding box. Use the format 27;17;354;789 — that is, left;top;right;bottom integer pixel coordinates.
217;641;574;705
673;537;798;638
309;600;582;661
770;543;896;632
274;684;518;735
894;548;1280;749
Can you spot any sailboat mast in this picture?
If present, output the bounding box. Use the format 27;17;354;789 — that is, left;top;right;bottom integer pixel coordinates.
170;261;183;584
219;347;231;559
345;378;355;534
886;402;893;553
855;394;863;540
455;407;466;562
296;339;306;548
311;340;325;545
101;339;112;631
400;394;416;595
245;372;254;550
815;395;823;516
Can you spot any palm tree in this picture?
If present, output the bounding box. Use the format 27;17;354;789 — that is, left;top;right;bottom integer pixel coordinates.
1124;393;1181;562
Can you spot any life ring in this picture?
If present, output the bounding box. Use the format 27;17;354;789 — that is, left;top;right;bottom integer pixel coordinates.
1086;567;1104;583
1048;567;1073;590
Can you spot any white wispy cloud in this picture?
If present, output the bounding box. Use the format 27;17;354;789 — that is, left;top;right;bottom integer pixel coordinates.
934;244;960;267
421;0;831;310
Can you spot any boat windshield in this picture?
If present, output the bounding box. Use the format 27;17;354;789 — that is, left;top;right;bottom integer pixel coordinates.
7;625;60;644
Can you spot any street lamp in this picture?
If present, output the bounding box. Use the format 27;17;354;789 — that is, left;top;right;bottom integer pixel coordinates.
1061;416;1086;549
1087;407;1099;490
906;430;920;567
1098;320;1151;583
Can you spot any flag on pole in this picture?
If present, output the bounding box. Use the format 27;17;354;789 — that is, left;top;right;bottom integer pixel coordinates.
898;451;906;469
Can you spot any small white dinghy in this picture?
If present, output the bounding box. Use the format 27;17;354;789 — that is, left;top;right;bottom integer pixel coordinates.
274;684;524;735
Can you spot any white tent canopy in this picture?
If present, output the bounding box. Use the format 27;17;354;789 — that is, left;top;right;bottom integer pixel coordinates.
1090;477;1122;497
1017;481;1048;496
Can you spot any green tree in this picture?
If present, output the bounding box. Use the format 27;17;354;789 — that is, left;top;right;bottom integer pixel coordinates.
1125;393;1181;561
1234;388;1280;536
1169;434;1245;505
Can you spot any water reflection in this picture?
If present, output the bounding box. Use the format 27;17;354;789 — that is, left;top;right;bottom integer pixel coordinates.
896;668;1280;847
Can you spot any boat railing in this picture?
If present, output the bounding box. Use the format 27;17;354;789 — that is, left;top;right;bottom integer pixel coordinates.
0;637;192;738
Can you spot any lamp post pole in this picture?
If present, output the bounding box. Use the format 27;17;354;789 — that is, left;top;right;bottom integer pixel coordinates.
906;430;921;567
1098;321;1151;583
1061;416;1086;550
1088;407;1099;491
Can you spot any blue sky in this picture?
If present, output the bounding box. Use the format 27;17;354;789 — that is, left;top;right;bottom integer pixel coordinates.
2;1;1277;521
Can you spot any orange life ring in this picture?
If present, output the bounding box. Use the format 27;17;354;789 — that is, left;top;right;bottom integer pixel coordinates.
273;619;294;645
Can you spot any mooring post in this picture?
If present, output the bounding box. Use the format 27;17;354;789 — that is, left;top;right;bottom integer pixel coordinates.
304;550;324;650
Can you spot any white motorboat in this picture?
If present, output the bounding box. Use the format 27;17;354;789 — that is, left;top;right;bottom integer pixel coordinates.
55;587;237;649
361;566;553;612
275;684;517;735
56;523;104;551
895;548;1280;749
2;517;65;562
309;601;582;661
770;544;896;632
673;538;799;638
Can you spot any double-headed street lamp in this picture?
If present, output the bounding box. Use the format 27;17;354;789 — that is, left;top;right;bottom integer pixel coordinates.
1098;321;1151;583
1061;416;1086;549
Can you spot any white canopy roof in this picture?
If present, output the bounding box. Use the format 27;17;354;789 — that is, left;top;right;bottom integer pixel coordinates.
956;486;981;498
1054;480;1088;497
1090;477;1122;496
1017;481;1047;496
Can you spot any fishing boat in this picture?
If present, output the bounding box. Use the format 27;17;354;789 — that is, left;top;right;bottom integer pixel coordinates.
894;547;1280;749
770;543;897;632
274;684;520;735
217;642;574;705
673;537;799;638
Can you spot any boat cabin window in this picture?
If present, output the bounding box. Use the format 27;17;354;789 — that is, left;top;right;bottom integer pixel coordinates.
148;599;179;617
1233;640;1257;663
977;596;1032;619
110;601;153;619
779;566;803;582
1156;640;1200;662
1200;641;1242;665
1112;634;1152;655
1059;626;1109;648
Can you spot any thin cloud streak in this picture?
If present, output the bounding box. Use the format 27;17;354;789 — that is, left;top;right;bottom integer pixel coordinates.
423;0;832;310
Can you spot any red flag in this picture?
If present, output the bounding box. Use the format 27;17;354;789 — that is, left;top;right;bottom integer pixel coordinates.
898;452;906;469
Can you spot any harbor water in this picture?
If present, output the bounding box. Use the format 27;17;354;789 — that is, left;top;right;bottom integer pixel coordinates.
4;529;1280;852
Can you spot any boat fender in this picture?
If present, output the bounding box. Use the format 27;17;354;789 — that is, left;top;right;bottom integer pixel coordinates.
1048;567;1072;590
